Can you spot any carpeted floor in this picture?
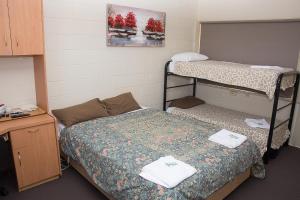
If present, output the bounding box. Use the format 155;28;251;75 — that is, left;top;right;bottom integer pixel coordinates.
1;146;300;200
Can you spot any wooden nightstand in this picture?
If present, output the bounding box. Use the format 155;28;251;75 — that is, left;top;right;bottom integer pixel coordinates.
0;114;61;191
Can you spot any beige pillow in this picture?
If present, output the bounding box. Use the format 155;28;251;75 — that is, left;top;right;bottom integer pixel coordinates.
52;98;109;127
103;92;141;116
169;96;205;109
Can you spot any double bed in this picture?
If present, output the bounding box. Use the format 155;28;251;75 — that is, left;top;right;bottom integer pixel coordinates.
59;108;264;200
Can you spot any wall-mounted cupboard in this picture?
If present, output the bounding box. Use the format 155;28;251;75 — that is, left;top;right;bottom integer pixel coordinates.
0;0;44;56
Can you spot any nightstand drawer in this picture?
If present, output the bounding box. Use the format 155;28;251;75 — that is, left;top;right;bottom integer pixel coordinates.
10;124;51;149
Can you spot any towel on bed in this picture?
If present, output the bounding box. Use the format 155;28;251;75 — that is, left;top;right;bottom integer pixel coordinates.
139;156;197;188
209;129;247;148
245;118;270;129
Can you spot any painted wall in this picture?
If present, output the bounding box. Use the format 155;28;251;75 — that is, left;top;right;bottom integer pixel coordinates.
0;57;36;108
197;0;300;21
0;0;198;109
44;0;198;109
196;0;300;147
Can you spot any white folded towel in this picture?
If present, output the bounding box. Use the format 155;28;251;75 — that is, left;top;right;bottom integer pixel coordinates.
245;118;270;129
209;129;247;148
139;156;197;188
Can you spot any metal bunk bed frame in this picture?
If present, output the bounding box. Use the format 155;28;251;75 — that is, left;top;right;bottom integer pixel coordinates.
163;61;300;164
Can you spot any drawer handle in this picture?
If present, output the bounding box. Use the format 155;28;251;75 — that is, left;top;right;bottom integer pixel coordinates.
16;39;19;47
28;129;39;133
18;152;22;167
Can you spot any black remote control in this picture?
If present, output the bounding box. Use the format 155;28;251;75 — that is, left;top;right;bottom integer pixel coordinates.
10;113;30;118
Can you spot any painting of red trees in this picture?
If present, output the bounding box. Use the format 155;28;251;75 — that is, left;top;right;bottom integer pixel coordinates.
107;4;166;47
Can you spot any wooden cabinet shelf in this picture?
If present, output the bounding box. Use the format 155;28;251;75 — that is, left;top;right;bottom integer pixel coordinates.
0;107;46;123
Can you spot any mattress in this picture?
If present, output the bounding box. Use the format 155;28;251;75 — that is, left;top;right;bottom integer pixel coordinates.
167;104;290;155
169;60;295;99
60;108;264;200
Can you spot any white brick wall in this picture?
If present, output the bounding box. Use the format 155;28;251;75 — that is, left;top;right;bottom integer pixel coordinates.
0;0;198;109
44;0;198;109
0;57;36;108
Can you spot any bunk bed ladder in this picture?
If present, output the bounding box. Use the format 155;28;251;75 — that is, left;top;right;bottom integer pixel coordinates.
265;73;300;164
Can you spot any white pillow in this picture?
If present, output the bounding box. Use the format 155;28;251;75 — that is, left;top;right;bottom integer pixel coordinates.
171;52;209;62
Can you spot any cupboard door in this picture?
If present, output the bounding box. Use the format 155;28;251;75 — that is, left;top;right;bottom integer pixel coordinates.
8;0;44;55
10;123;60;190
35;124;60;179
13;146;40;188
0;0;12;55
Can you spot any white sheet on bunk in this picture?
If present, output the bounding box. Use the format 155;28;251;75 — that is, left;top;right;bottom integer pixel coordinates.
250;65;293;72
168;61;176;72
209;129;247;148
245;118;270;129
139;156;197;188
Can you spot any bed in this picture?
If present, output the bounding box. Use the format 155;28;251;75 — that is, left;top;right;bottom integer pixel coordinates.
60;108;264;200
167;104;290;156
164;60;299;163
164;21;300;164
168;60;295;99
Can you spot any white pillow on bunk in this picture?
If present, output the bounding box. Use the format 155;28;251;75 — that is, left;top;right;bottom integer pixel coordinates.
171;52;209;62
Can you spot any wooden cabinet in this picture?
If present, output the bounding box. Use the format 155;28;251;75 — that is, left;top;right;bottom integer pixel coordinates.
0;0;44;56
0;0;12;55
0;0;57;192
10;121;61;191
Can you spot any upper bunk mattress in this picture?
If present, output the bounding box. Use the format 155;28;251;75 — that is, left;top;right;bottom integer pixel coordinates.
169;60;295;99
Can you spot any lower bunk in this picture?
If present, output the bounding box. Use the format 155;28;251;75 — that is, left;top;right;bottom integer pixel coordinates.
167;103;290;158
59;108;265;200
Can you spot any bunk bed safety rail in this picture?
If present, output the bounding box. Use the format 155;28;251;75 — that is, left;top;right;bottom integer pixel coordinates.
163;61;197;111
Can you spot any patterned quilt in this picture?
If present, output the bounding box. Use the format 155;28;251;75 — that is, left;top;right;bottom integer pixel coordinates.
172;60;295;99
168;104;290;155
60;109;265;200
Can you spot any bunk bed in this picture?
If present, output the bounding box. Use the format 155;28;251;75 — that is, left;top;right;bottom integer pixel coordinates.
163;60;300;163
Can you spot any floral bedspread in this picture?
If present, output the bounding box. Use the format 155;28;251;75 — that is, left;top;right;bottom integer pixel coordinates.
172;60;295;99
60;109;265;200
168;104;290;155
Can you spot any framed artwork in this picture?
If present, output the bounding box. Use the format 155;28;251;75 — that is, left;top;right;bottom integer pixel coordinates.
107;4;166;47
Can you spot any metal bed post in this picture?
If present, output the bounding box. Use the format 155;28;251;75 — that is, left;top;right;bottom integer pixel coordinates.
265;72;299;163
163;61;171;111
288;74;300;131
193;78;197;97
264;74;283;164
